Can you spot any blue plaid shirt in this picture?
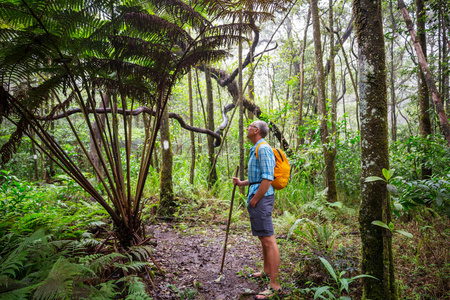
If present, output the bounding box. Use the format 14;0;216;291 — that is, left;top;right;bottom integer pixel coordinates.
247;139;275;202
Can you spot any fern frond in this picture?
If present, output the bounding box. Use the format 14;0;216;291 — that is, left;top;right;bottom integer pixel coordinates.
0;283;35;300
82;252;125;274
0;229;47;279
147;0;209;29
127;246;153;262
178;49;229;73
113;261;150;274
33;257;88;300
116;275;149;299
86;280;120;300
124;12;191;45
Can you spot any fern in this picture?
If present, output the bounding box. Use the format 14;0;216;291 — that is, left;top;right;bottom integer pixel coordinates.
113;261;150;274
0;229;47;279
82;252;125;274
116;275;150;300
127;245;153;261
33;257;90;300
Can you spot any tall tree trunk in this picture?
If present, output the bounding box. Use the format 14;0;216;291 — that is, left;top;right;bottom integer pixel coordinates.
311;0;338;203
296;9;310;150
205;66;217;187
354;0;397;299
398;0;450;147
328;0;338;202
440;2;450;116
188;71;195;185
238;19;245;194
389;1;398;142
157;104;175;216
416;0;432;178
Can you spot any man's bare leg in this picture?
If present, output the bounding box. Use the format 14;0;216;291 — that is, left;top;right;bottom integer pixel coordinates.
258;235;280;290
260;237;270;275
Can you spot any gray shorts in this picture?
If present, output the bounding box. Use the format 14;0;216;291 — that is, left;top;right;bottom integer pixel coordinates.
247;194;275;236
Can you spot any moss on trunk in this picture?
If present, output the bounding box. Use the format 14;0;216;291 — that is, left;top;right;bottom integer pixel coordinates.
158;105;176;216
353;0;397;298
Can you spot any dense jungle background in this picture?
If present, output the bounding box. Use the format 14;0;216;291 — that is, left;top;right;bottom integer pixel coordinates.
0;0;449;299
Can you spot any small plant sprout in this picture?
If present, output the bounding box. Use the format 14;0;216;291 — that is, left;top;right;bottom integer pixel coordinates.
371;220;413;239
313;257;378;299
365;168;413;239
365;168;399;194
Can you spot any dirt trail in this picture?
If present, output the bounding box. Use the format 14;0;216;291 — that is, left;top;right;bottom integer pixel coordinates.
149;222;268;299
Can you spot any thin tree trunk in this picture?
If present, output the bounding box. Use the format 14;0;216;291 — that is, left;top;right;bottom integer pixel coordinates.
238;18;245;194
296;9;311;150
157;103;175;216
439;1;450;116
328;0;338;202
311;0;337;203
398;0;450;147
205;66;217;187
189;71;195;185
389;1;398;142
354;0;397;298
415;0;432;178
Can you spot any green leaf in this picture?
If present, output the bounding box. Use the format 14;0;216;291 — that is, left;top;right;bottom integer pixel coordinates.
382;168;393;181
365;176;384;182
314;286;331;299
388;222;395;231
339;277;349;293
371;220;390;231
327;201;343;208
319;257;337;283
394;230;413;238
349;274;379;281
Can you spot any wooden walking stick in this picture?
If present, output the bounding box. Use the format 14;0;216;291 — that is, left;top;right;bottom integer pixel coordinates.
220;166;240;274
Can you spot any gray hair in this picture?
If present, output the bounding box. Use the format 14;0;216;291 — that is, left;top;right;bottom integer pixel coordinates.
253;120;269;138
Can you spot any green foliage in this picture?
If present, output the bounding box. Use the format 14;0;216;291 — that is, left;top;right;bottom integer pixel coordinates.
371;220;413;239
289;219;346;255
166;284;198;300
309;257;378;300
395;174;450;217
390;135;450;180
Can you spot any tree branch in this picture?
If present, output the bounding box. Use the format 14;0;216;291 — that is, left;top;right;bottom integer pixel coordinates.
36;107;222;146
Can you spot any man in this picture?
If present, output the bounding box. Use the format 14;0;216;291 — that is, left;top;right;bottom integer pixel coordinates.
232;120;281;299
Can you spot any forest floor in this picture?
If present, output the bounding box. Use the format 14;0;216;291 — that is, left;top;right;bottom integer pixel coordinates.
147;220;280;300
140;200;449;300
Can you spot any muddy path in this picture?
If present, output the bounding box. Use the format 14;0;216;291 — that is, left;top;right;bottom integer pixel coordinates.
148;221;274;300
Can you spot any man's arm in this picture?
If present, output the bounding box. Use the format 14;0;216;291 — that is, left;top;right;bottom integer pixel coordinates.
232;177;249;186
249;178;272;208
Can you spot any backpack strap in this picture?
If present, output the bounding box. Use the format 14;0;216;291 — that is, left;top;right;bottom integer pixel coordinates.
255;141;268;160
249;141;268;186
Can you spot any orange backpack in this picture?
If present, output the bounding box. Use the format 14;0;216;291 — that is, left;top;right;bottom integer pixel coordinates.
255;142;291;190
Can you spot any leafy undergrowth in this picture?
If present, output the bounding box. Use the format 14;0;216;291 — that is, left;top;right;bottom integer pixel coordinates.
1;172;448;299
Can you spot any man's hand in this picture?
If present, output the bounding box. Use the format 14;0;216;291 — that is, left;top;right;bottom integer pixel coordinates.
249;197;258;208
232;177;249;187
